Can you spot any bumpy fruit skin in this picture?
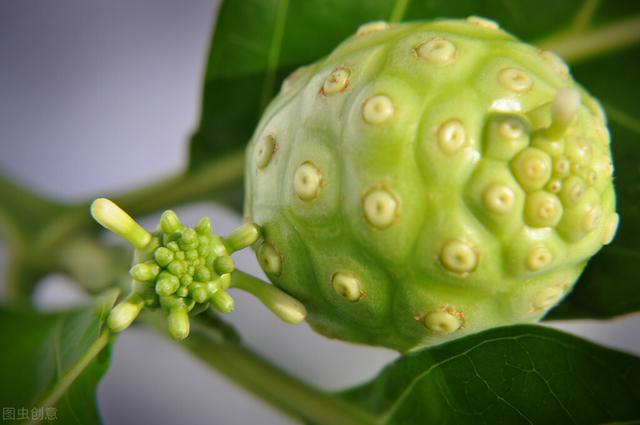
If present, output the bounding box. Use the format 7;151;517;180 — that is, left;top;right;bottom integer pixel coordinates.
244;18;617;351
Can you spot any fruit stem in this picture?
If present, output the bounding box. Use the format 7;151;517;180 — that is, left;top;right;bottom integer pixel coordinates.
144;310;375;425
536;14;640;63
113;150;246;217
231;270;307;324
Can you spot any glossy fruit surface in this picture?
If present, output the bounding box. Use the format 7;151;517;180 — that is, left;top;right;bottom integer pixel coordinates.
244;17;617;351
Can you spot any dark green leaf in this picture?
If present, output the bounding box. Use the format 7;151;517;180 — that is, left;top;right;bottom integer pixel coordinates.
0;290;117;425
189;0;588;169
340;324;640;425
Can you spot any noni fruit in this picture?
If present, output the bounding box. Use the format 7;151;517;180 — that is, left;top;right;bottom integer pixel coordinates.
244;17;617;352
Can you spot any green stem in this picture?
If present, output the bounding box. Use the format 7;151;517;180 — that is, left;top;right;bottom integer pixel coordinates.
114;149;245;217
536;15;640;63
145;311;376;425
231;271;307;324
40;150;245;253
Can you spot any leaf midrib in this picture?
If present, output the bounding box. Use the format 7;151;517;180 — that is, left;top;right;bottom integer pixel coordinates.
259;0;290;112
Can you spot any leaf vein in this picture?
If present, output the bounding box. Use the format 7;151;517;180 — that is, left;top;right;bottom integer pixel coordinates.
259;0;289;112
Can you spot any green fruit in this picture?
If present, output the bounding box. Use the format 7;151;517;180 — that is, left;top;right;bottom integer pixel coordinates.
244;17;618;351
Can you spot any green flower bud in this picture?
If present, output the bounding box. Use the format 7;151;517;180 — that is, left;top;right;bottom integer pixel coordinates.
129;261;160;282
156;272;180;296
167;307;190;340
190;282;209;303
154;247;174;267
179;228;198;249
224;223;261;252
210;290;235;314
213;255;235;275
176;286;189;298
167;260;186;277
206;279;222;296
185;249;199;261
218;273;232;289
180;274;193;286
107;293;145;333
194;266;211;282
160;210;182;235
91;198;151;249
195;216;212;235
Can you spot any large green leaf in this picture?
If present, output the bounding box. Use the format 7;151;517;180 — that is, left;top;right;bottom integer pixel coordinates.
192;0;640;318
0;290;117;425
340;324;640;425
188;0;583;167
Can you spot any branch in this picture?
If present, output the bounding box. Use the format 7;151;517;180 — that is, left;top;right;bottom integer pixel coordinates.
145;311;376;425
536;15;640;63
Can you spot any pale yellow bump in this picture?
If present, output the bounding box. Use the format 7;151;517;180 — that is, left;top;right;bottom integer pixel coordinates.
498;68;533;93
332;273;362;302
531;285;565;311
437;119;467;154
539;50;569;78
586;169;598;186
362;95;394;124
525;191;563;228
522;155;548;180
416;38;456;64
512;148;552;191
466;16;499;30
424;310;463;334
582;204;603;233
499;118;525;140
572;162;584;176
362;188;398;229
440;239;478;274
560;176;586;206
258;243;282;276
553;157;571;177
356;21;389;36
566;137;592;164
256;134;276;169
526;245;553;271
483;184;516;214
293;161;323;201
322;67;350;95
602;213;619;245
546;178;563;194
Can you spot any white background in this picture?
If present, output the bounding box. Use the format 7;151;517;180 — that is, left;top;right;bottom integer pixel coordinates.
1;1;638;424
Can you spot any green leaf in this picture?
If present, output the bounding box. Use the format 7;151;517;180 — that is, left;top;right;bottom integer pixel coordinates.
0;175;73;246
0;174;73;301
340;324;640;425
0;290;117;425
189;0;591;168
